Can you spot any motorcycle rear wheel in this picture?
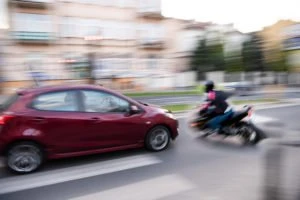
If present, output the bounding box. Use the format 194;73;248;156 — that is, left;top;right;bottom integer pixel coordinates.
238;123;260;145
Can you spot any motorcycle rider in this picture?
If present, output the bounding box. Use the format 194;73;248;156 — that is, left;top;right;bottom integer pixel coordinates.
200;80;234;134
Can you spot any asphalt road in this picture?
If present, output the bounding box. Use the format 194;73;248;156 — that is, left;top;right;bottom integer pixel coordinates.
256;105;300;131
0;106;299;200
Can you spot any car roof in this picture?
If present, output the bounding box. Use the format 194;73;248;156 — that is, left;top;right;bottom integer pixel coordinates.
17;84;113;96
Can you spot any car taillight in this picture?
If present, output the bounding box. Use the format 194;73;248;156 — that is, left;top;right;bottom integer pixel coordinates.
248;108;253;117
0;115;14;125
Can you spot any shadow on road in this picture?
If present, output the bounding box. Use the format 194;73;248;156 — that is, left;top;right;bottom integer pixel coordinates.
195;135;259;152
0;148;150;177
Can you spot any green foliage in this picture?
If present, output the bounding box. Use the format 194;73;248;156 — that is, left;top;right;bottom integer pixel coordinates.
242;34;265;72
266;51;289;72
207;43;225;71
190;39;225;74
225;51;244;72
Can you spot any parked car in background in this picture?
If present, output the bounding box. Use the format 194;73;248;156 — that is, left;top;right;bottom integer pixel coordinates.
222;81;258;96
0;84;178;174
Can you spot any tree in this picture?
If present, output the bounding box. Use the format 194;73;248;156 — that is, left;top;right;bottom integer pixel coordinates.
266;50;289;84
190;39;225;80
225;51;244;72
190;39;208;80
207;43;225;71
266;50;289;72
190;39;207;70
242;33;265;72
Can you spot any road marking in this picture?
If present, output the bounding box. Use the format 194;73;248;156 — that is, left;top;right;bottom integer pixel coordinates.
250;114;276;124
69;174;196;200
0;154;161;195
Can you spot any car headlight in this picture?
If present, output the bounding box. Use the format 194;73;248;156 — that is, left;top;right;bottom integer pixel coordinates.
164;110;175;119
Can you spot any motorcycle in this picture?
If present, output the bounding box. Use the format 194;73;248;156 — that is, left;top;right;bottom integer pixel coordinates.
189;105;263;145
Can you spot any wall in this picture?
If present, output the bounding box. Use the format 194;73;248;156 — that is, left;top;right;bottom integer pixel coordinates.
174;71;196;88
205;71;225;83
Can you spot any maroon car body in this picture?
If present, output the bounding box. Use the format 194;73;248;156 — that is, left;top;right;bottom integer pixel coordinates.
0;84;178;173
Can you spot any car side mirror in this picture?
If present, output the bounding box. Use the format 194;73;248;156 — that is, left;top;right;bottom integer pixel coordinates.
129;105;140;115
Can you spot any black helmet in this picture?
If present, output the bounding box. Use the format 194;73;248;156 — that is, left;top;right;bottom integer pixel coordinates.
204;80;214;93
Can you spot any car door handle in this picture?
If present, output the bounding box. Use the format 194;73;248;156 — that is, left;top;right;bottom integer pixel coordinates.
32;117;47;124
90;117;102;123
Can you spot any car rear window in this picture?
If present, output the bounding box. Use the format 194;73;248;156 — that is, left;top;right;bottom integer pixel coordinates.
0;94;19;112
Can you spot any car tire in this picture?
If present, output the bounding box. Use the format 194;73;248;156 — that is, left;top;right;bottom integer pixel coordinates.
7;141;44;174
145;126;171;152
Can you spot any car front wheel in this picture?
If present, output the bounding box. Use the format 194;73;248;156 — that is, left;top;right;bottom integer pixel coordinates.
145;126;171;151
7;142;43;174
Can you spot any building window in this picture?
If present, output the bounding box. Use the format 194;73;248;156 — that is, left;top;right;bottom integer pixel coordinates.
60;17;136;40
139;24;164;42
12;13;52;33
94;56;133;78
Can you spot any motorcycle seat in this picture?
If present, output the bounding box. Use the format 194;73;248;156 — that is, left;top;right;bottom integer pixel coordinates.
221;109;249;126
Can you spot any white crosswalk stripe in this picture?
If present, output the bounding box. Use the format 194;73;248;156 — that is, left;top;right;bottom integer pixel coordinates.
0;154;161;195
69;174;196;200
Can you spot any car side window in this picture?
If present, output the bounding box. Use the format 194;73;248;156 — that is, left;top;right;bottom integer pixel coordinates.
82;90;130;113
32;91;79;112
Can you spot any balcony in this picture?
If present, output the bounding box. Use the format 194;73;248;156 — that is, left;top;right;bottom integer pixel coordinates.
11;0;53;8
137;7;163;19
12;31;55;44
139;39;165;49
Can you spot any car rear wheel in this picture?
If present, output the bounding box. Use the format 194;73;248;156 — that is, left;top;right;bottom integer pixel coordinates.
7;142;43;174
145;126;171;151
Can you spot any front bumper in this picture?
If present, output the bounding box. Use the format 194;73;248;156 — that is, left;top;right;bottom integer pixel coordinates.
171;119;179;140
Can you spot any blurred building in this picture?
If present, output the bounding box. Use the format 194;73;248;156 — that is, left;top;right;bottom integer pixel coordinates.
173;20;209;72
259;20;297;71
174;23;249;74
283;23;300;71
1;0;252;92
2;0;187;91
0;29;6;88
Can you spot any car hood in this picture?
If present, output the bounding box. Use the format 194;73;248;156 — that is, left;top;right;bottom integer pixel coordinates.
138;101;171;114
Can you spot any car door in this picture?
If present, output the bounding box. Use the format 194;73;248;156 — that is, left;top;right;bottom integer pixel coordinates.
28;90;92;154
78;89;148;149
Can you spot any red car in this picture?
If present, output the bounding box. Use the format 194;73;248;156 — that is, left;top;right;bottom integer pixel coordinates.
0;84;178;173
